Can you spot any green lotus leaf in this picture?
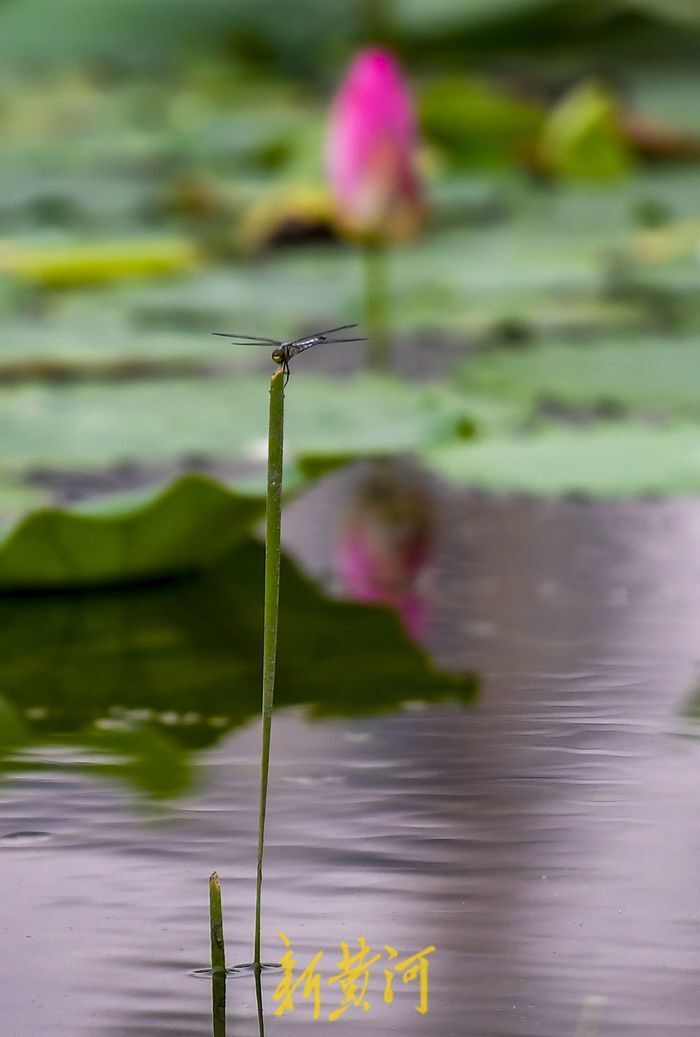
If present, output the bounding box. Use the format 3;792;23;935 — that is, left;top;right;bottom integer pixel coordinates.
426;423;700;497
455;334;700;420
0;374;475;481
0;474;266;590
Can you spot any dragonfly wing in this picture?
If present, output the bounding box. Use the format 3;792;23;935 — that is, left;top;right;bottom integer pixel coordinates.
310;323;358;337
289;324;359;347
212;332;281;344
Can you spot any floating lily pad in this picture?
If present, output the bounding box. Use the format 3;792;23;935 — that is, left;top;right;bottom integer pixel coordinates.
0;474;266;590
0;374;474;474
0;237;200;287
455;334;700;420
426;424;700;497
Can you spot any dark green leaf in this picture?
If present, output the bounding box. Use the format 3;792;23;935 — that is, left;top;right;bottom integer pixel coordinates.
0;474;265;590
0;539;477;793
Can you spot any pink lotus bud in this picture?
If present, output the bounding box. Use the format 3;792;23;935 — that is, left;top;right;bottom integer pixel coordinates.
326;47;425;243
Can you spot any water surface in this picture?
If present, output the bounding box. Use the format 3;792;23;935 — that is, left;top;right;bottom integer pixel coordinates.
1;467;700;1036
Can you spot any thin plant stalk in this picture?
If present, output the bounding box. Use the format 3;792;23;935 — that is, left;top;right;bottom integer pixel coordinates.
254;369;285;967
209;871;226;974
363;240;390;371
209;872;227;1037
254;966;266;1037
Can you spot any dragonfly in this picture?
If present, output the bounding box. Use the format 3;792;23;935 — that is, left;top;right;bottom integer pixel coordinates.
212;324;366;384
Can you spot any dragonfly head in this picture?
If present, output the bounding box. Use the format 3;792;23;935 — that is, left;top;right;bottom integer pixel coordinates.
271;348;283;365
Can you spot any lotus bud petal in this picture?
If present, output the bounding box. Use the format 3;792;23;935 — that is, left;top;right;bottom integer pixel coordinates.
326;47;425;243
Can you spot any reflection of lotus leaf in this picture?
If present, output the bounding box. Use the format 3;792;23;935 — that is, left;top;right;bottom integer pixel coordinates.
0;539;477;795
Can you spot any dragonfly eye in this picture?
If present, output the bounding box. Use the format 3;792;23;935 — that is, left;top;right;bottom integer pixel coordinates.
271;350;282;365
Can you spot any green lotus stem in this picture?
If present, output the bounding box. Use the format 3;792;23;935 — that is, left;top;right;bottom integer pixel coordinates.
209;872;227;1037
254;368;285;967
363;240;390;371
209;871;226;974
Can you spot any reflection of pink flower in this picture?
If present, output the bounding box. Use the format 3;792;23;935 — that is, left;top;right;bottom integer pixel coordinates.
326;47;424;242
336;465;434;643
339;530;428;641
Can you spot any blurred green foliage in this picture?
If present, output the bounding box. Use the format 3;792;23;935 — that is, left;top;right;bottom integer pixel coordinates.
421;77;544;168
0;0;698;71
0;0;699;522
538;81;633;179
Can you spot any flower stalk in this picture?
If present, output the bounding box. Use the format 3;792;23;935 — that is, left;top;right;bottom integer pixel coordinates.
254;368;285;967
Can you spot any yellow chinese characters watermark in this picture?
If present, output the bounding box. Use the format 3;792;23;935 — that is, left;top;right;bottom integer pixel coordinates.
273;933;435;1021
327;937;382;1020
383;944;434;1015
273;932;324;1020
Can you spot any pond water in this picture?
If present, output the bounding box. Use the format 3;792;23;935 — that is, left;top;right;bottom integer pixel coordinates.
1;464;700;1036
